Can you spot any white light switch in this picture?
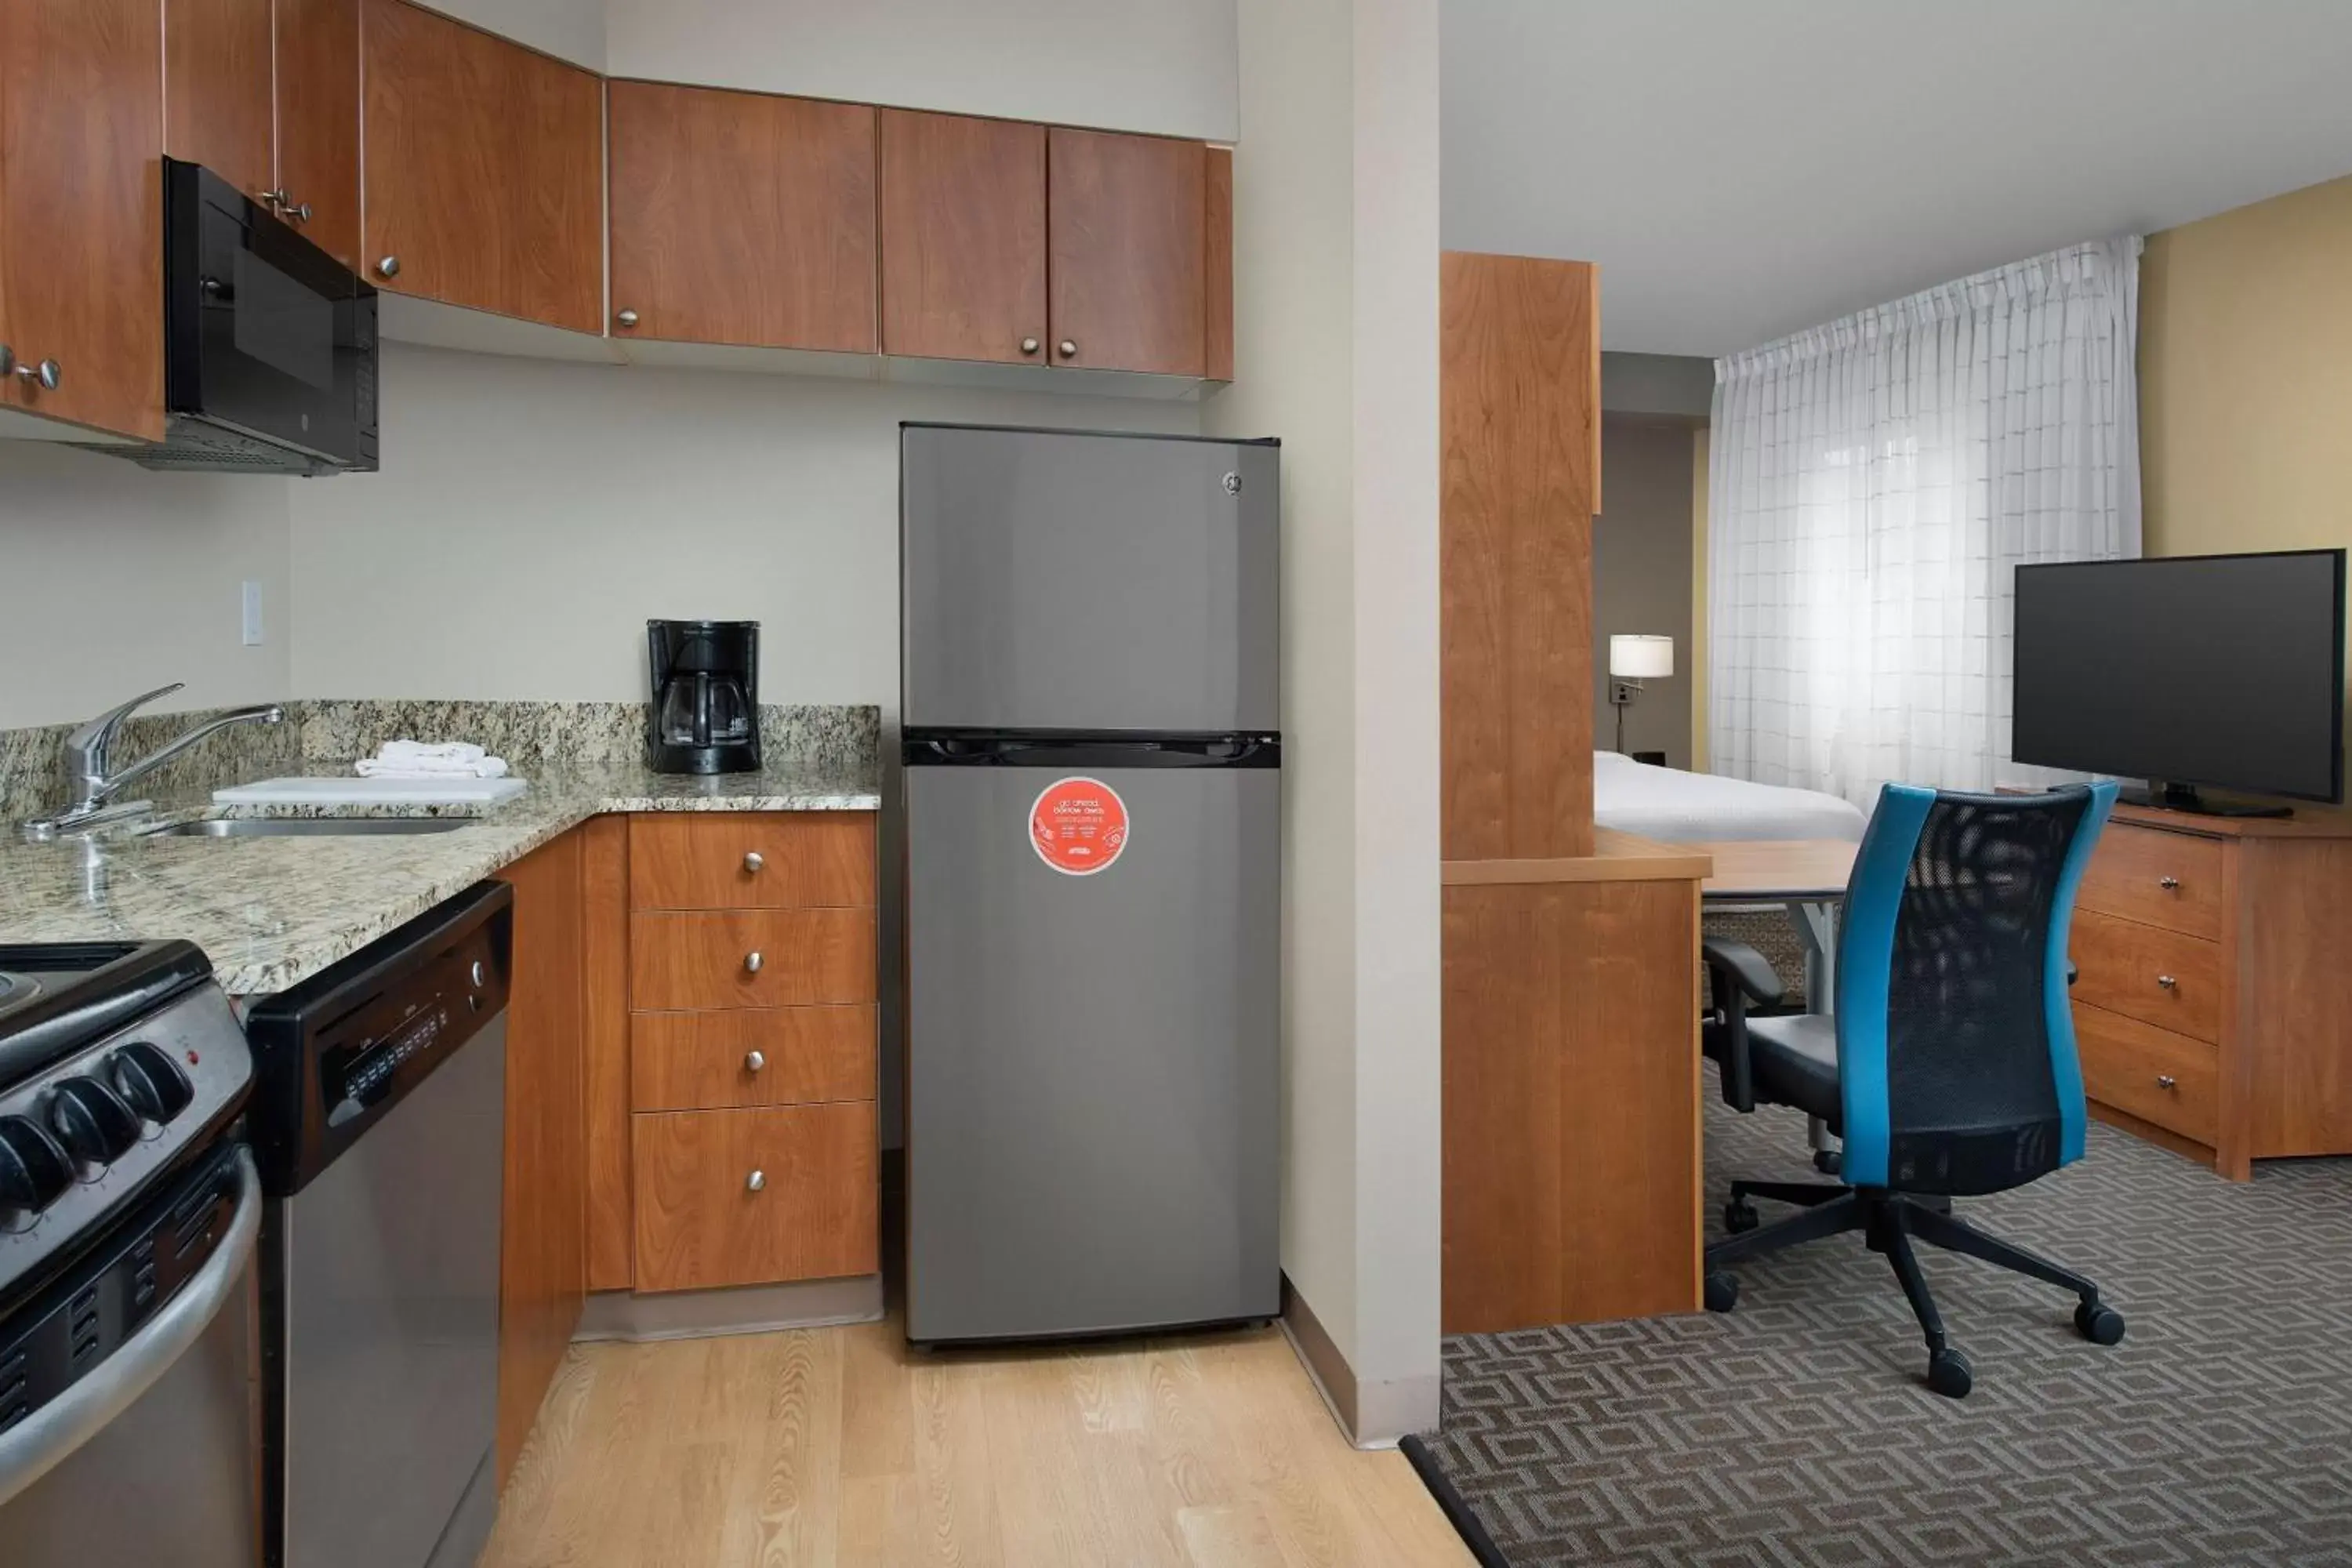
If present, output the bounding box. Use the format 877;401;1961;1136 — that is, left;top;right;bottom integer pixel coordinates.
241;580;265;646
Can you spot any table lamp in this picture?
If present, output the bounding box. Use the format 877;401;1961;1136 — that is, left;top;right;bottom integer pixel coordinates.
1607;633;1674;753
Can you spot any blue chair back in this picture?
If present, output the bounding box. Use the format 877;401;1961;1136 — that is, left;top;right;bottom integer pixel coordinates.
1833;781;2118;1194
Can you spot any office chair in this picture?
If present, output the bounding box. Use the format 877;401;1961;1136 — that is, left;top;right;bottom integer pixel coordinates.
1700;781;2126;1399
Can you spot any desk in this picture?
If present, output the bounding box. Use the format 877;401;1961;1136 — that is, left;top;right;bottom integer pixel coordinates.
1696;838;1855;1016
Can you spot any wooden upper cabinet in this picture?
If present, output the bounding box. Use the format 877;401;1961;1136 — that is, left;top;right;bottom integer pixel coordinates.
0;0;164;441
879;110;1047;365
1047;128;1207;378
608;82;877;352
164;0;276;202
274;0;362;270
360;0;602;332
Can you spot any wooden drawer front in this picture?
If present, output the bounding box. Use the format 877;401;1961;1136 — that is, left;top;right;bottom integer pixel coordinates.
632;1006;876;1112
2079;822;2224;941
2069;908;2222;1044
630;813;875;911
630;909;876;1011
2075;1002;2219;1146
632;1104;878;1292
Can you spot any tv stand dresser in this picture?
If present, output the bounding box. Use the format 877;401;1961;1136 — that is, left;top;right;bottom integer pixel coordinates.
2070;800;2352;1179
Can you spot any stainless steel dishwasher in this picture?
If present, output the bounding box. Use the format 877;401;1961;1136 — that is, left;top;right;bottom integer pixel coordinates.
245;880;512;1568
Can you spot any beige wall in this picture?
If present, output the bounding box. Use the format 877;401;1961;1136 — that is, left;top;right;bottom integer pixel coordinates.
1691;424;1709;769
1592;416;1697;767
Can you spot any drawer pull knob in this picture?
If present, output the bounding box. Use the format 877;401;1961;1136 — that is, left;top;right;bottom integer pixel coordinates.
2157;1074;2179;1091
2158;875;2180;891
745;1050;766;1073
746;1170;766;1192
745;950;764;974
2156;974;2177;990
743;851;764;873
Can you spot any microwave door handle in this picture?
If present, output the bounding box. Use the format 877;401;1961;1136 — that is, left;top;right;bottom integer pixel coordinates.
0;1147;260;1510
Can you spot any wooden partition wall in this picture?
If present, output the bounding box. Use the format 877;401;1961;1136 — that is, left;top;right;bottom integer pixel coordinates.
1438;251;1708;1335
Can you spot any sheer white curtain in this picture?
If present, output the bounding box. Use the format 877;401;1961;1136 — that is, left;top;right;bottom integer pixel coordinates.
1707;237;2142;804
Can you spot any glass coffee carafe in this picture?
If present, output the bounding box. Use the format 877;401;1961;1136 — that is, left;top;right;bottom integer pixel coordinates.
647;620;760;774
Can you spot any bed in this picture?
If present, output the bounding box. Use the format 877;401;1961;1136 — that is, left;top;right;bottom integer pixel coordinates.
1592;750;1868;844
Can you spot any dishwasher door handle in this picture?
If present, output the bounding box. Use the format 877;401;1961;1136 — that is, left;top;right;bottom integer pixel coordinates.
0;1145;260;1509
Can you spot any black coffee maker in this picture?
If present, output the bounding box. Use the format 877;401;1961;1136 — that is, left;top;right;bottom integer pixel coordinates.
648;619;760;774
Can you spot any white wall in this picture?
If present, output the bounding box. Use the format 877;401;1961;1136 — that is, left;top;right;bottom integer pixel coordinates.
1201;0;1439;1444
415;0;609;68
0;442;292;728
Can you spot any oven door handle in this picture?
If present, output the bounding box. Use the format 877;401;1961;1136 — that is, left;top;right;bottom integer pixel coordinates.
0;1145;260;1510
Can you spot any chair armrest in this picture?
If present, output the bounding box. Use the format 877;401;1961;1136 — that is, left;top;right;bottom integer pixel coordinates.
1702;936;1785;1007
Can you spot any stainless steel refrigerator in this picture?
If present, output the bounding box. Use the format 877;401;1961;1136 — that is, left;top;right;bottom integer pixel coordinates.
902;423;1281;1345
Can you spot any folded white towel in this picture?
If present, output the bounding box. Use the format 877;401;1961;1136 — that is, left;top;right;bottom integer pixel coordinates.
354;739;510;779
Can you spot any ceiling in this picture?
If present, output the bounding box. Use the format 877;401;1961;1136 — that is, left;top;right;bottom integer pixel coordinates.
1442;0;2352;357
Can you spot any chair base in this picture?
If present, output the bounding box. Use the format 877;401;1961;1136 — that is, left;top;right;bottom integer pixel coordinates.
1704;1183;2125;1399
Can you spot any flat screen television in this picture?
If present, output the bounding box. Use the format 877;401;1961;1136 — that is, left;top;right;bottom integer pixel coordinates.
2012;550;2346;815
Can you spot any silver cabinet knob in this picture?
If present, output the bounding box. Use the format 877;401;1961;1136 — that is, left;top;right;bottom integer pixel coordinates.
11;357;60;391
376;256;401;278
746;1170;766;1192
745;1050;766;1073
2156;974;2177;989
1020;336;1040;355
470;960;485;986
615;308;639;328
744;950;764;974
1058;339;1077;358
742;851;764;873
2158;875;2180;891
289;202;312;223
2156;1074;2179;1090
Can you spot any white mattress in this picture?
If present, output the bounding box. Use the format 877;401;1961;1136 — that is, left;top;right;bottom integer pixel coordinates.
1592;751;1867;843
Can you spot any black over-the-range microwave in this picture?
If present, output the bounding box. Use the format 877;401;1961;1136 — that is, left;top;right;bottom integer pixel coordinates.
111;158;378;475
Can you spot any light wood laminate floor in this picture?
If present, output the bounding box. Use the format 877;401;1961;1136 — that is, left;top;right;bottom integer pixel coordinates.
480;1313;1472;1567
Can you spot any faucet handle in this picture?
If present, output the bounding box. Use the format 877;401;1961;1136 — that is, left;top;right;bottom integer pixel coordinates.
65;683;186;779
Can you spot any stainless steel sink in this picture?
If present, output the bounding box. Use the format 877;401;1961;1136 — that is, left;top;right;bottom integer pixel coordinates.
139;816;474;838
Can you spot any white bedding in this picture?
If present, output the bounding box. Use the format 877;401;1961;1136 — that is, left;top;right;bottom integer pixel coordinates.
1593;751;1867;843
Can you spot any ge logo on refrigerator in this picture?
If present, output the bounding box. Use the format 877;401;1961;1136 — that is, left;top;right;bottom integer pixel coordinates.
1029;777;1131;876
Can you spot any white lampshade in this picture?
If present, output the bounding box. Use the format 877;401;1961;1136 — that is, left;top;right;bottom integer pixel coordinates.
1609;633;1675;680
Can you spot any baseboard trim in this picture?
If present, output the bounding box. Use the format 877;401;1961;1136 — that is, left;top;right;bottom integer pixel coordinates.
1279;1274;1443;1450
573;1275;884;1342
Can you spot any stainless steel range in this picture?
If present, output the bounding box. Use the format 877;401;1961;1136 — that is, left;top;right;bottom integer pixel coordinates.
0;939;262;1568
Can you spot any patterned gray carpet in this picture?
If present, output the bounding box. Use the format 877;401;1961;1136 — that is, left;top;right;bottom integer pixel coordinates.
1422;1073;2352;1566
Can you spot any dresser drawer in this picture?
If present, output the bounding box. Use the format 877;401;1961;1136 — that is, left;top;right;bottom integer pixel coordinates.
631;1005;876;1112
2069;907;2223;1044
2079;822;2223;941
630;812;875;911
630;908;877;1011
2074;1002;2219;1146
632;1103;878;1292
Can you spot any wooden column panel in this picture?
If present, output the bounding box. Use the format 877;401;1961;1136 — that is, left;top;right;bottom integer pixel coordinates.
274;0;362;270
1203;146;1233;382
580;816;635;1291
0;0;165;441
1439;251;1602;862
495;829;588;1486
878;108;1047;365
165;0;277;201
608;81;877;351
1047;127;1205;376
1442;874;1700;1333
360;0;602;331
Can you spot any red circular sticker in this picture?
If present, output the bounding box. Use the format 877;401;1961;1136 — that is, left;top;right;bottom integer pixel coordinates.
1029;776;1130;876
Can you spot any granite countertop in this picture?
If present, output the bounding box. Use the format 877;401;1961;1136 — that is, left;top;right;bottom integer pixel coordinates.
0;756;881;996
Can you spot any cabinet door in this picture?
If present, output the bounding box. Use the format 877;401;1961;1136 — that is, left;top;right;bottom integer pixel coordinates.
495;831;587;1488
609;82;876;351
274;0;361;270
360;0;601;332
164;0;275;201
0;0;164;440
879;109;1045;365
1047;127;1205;377
633;1103;879;1293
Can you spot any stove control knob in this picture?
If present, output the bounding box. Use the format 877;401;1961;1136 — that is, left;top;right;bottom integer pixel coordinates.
111;1042;195;1126
0;1115;73;1217
46;1077;143;1169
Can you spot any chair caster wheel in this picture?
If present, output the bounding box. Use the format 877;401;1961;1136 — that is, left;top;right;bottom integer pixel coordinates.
1813;1149;1842;1176
2074;1301;2126;1345
1722;1199;1759;1235
1926;1346;1973;1399
1704;1272;1739;1313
